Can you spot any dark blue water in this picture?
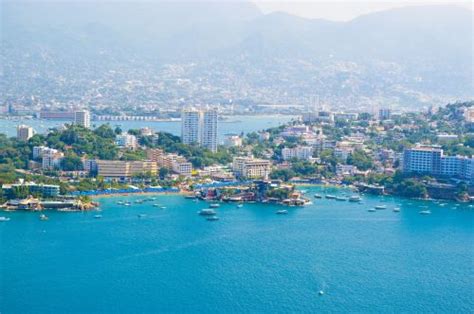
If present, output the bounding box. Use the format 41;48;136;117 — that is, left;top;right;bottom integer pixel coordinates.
1;186;473;313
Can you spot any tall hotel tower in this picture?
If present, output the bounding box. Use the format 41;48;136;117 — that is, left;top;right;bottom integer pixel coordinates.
181;107;218;153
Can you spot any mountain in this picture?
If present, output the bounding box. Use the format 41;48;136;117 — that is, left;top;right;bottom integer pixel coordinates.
1;1;472;109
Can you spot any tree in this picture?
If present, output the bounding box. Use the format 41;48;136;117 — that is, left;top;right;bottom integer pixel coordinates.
347;149;374;171
60;154;83;171
270;169;296;181
159;168;170;180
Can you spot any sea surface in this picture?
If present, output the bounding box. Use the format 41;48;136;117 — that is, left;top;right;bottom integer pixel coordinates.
0;115;297;141
1;186;474;313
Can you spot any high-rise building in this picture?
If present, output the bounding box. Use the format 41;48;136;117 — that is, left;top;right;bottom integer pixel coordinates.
16;125;34;141
74;110;91;128
116;134;138;150
201;109;218;152
181;108;201;145
379;108;391;120
181;108;218;152
232;157;271;179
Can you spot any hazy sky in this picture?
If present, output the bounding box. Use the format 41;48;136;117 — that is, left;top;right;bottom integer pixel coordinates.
254;0;473;21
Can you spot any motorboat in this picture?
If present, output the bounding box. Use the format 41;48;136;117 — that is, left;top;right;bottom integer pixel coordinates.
209;203;220;208
117;201;124;205
160;206;167;209
206;216;219;221
237;204;243;208
335;196;347;201
313;194;322;199
318;290;324;296
153;204;161;207
94;214;103;219
325;195;336;199
368;208;376;212
375;205;387;210
39;214;49;221
349;196;362;202
393;207;400;212
419;210;432;215
276;209;288;215
137;214;147;218
199;209;217;216
0;216;11;222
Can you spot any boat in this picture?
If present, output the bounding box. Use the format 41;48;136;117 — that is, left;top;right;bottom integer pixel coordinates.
318;290;324;296
199;209;217;216
237;204;243;208
0;216;11;222
94;214;103;219
419;210;431;215
206;216;219;221
335;196;347;201
160;206;167;209
209;203;220;208
368;208;376;212
137;214;147;218
325;195;336;199
276;209;288;215
153;204;161;207
349;196;362;202
314;194;322;199
124;202;131;206
185;195;196;199
39;214;49;221
117;201;124;205
300;190;308;194
375;205;387;210
393;207;400;212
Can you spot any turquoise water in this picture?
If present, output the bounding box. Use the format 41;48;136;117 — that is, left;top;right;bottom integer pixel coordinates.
1;186;473;313
0;115;297;141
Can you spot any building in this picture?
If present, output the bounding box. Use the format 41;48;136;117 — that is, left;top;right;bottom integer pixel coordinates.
379;108;391;120
201;109;218;152
232;157;272;179
96;160;157;181
334;112;358;122
42;149;64;170
181;108;201;145
224;134;242;147
74;110;91;128
116;134;138;150
2;182;60;199
17;125;34;141
171;160;193;177
281;146;313;161
403;145;474;183
39;111;75;120
146;148;164;163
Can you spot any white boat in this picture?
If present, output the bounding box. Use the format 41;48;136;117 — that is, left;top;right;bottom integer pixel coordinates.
325;195;336;199
137;214;147;218
237;204;243;208
318;290;324;296
368;208;376;212
153;204;161;207
160;206;167;209
335;196;347;201
375;205;387;210
209;203;220;208
314;194;322;199
276;209;288;215
419;210;431;215
94;215;103;219
0;216;11;222
117;201;124;205
39;214;49;221
349;196;362;202
206;216;219;221
199;209;217;216
393;207;400;212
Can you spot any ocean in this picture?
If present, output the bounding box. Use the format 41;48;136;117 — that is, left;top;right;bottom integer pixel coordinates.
1;186;473;313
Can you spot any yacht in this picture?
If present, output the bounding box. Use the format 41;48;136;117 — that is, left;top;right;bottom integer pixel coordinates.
117;201;124;205
325;195;336;199
39;214;49;221
124;202;132;206
276;209;289;215
137;214;147;218
153;204;161;207
335;196;347;201
419;210;432;215
313;194;322;199
94;214;103;219
393;207;400;212
368;208;376;212
375;205;387;210
209;203;220;208
206;216;219;221
237;204;243;208
318;290;324;296
349;196;362;202
0;216;11;222
199;209;217;216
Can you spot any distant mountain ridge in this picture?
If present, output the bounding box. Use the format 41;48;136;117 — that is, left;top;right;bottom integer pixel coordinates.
1;1;473;107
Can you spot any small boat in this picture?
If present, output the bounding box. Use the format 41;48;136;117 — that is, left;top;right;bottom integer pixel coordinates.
209;203;220;208
0;216;11;222
393;207;400;212
94;214;103;219
39;214;49;221
276;209;288;215
206;216;219;221
375;205;387;210
117;201;124;205
137;214;147;218
135;200;144;204
419;210;431;215
349;196;362;202
335;196;347;201
368;208;376;212
237;204;243;208
199;209;217;216
185;195;196;199
153;204;161;207
160;206;167;209
314;194;322;199
318;290;324;296
124;202;132;206
300;190;308;194
325;195;336;199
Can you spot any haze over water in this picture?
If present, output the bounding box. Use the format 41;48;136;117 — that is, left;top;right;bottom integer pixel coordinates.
2;186;473;313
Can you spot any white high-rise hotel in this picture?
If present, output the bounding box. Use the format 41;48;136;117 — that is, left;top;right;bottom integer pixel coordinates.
181;108;218;152
74;110;91;128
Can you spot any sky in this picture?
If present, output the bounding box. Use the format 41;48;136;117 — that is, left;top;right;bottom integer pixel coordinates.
254;0;473;21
